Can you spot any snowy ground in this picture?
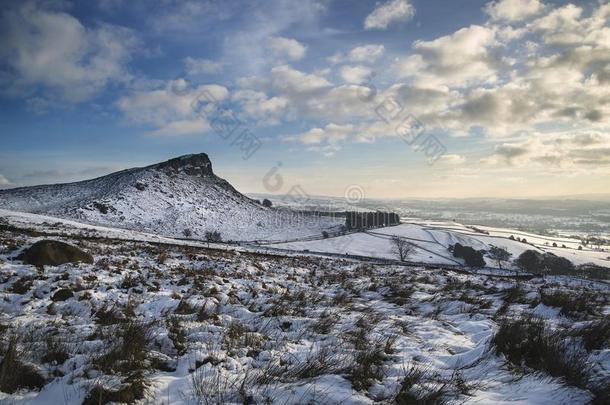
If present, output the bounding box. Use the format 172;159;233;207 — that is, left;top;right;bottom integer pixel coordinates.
0;216;609;404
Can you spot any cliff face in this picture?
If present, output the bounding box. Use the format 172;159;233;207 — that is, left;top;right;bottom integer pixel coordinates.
154;153;214;177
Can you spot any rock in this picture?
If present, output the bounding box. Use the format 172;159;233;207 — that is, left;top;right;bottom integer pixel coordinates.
51;288;74;302
92;202;111;214
156;153;214;177
17;240;94;267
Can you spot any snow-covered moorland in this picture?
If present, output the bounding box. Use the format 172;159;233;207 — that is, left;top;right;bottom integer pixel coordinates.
0;220;609;404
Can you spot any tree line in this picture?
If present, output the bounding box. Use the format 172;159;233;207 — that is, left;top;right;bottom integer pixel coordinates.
345;211;400;230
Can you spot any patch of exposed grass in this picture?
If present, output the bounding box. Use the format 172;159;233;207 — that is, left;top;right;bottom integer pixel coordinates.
493;316;589;390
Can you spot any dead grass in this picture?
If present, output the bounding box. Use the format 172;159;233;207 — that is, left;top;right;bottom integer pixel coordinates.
393;363;450;404
493;316;591;391
349;346;386;392
0;335;45;394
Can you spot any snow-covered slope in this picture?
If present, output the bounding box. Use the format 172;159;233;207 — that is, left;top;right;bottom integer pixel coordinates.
0;154;340;241
1;223;608;404
272;222;610;271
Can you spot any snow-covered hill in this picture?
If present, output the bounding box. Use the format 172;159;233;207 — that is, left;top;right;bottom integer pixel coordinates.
271;221;610;273
0;154;341;241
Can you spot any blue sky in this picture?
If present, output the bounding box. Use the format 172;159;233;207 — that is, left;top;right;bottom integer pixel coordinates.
0;0;609;198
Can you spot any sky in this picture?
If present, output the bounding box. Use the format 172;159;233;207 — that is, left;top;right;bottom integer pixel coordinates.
0;0;609;199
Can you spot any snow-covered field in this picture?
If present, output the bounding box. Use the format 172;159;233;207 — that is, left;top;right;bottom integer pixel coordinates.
272;221;610;271
0;212;609;404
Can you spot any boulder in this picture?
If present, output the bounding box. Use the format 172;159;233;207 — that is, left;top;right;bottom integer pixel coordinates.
18;240;93;266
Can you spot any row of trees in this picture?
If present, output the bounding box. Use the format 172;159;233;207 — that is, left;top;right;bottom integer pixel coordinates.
345;211;400;230
389;238;511;267
448;242;578;276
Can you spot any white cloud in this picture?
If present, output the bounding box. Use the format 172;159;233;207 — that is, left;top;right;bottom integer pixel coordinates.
232;89;288;123
437;154;466;164
297;84;376;121
147;119;210;137
348;44;385;63
267;36;307;61
339;65;373;84
0;175;13;187
527;4;610;47
329;44;385;64
184;57;224;75
146;0;228;34
238;65;377;122
529;4;583;45
238;65;332;97
482;131;610;167
0;1;138;102
117;79;229;136
222;0;325;74
230;1;610;164
285;123;354;148
394;25;500;88
269;65;331;95
485;0;544;22
364;0;415;30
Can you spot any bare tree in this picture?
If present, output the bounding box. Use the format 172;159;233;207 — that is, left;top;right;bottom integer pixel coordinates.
391;236;414;261
488;245;512;269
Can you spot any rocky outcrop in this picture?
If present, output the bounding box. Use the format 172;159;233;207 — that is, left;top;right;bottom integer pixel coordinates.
155;153;214;177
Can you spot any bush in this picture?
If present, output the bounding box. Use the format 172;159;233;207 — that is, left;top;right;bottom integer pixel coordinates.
204;231;222;246
262;198;272;208
542;253;575;275
9;277;34;294
540;290;600;318
515;250;544;273
577;263;610;280
95;321;151;375
515;250;575;276
451;243;485;268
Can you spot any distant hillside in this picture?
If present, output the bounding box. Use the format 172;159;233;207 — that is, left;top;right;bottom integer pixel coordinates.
0;153;341;241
